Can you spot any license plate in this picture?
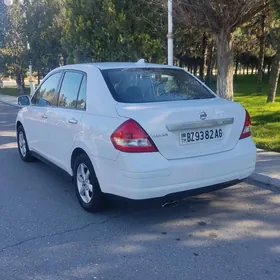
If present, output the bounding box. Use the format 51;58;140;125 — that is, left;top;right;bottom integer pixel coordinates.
180;128;224;145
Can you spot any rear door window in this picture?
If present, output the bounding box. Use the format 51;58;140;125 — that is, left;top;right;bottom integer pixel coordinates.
101;68;215;103
76;76;87;110
58;71;84;108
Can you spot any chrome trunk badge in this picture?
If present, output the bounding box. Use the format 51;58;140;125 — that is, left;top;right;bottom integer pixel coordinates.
200;111;207;120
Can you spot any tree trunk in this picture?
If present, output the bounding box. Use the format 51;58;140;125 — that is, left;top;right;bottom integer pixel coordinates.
37;69;40;85
267;58;272;78
267;52;280;103
179;58;183;68
16;73;24;95
257;13;266;93
21;75;25;92
200;33;208;81
246;65;249;75
193;63;198;76
235;54;239;76
215;30;234;100
206;39;214;86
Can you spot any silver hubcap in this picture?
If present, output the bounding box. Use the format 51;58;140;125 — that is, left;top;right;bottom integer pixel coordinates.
19;131;27;157
77;163;93;203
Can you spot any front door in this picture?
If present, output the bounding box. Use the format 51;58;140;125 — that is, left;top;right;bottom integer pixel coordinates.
45;71;87;173
24;71;62;157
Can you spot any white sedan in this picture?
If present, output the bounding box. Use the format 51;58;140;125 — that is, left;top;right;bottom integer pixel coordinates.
16;60;256;212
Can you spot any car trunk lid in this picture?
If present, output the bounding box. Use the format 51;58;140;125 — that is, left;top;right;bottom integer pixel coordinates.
115;98;246;160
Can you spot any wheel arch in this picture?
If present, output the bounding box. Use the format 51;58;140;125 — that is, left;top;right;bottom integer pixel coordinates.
16;120;23;130
71;147;90;172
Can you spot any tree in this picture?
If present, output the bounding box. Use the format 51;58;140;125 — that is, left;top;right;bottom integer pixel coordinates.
249;6;276;92
1;2;28;94
24;0;64;83
61;0;166;63
267;27;280;102
266;0;280;102
0;1;8;49
0;1;8;77
256;10;267;92
150;0;267;100
232;16;276;79
174;27;206;74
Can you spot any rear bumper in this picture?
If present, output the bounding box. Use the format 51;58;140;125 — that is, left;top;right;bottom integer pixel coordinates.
155;179;244;202
93;137;256;200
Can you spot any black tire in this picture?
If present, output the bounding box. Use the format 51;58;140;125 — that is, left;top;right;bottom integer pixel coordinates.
73;153;105;212
17;125;34;162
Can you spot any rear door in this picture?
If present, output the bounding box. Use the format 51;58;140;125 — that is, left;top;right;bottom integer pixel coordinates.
45;71;87;172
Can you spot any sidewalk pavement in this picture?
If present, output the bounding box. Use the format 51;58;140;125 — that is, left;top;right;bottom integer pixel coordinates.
251;149;280;188
0;93;279;189
0;93;19;107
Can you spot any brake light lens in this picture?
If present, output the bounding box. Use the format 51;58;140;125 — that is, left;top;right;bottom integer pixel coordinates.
239;110;251;139
111;119;158;153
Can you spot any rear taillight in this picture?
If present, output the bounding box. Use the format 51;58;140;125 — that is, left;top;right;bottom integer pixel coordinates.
239;110;251;139
111;119;158;153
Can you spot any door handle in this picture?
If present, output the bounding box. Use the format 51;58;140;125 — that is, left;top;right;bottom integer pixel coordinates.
41;114;48;119
68;118;78;124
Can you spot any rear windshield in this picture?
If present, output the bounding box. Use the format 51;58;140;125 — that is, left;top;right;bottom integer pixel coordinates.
101;68;215;103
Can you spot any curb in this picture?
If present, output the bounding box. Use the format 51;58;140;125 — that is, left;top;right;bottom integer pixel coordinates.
250;172;280;188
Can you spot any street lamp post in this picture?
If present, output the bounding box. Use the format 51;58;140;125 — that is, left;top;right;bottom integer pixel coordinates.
4;0;34;95
167;0;173;66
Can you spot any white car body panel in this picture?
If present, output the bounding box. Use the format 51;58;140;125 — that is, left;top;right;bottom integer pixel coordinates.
17;105;49;155
16;62;257;200
44;107;85;173
93;137;256;199
115;98;246;160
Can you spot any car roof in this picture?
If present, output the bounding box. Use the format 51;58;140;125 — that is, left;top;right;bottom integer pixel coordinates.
92;62;180;70
56;61;181;71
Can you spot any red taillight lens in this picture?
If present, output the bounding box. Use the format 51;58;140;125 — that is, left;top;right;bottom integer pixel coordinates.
111;119;158;153
239;110;251;139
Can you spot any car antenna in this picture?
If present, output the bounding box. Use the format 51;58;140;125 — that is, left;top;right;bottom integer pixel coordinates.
136;58;145;64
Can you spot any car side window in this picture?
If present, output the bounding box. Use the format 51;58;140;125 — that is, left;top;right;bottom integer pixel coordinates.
76;75;87;110
58;71;84;108
31;72;62;106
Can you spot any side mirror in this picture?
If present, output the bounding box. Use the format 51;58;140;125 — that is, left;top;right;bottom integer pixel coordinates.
18;95;31;106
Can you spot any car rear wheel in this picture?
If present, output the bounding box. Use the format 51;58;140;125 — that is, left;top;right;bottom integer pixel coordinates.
17;125;34;162
73;153;105;212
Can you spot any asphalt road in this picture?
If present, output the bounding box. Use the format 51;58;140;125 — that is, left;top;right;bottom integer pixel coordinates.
1;102;280;280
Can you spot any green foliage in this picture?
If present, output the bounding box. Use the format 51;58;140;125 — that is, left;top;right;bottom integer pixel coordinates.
1;2;27;83
234;75;280;152
24;0;63;76
0;1;7;49
268;27;280;52
209;74;280;151
174;26;207;58
0;85;30;96
61;0;166;63
0;0;279;101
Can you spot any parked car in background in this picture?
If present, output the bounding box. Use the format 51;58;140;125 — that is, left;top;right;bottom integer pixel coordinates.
15;60;256;212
